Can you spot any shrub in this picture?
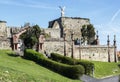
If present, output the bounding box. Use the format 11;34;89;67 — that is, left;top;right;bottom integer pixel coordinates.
76;60;94;75
24;49;44;62
50;53;75;65
118;57;120;61
24;49;84;79
50;53;94;75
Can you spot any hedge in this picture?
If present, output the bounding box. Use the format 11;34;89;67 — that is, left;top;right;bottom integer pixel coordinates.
50;53;94;75
24;49;84;79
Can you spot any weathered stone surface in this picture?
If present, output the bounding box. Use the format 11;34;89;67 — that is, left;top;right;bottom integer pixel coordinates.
45;28;61;38
43;17;117;62
47;17;90;40
0;20;21;50
43;40;116;62
0;38;11;50
0;18;117;62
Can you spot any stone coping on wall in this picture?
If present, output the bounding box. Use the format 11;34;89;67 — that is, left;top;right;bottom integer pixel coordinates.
45;38;64;42
75;45;115;48
45;38;73;42
50;17;89;22
0;37;10;41
0;20;7;23
61;17;90;20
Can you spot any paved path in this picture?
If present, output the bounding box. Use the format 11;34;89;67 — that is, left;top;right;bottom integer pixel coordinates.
80;75;120;82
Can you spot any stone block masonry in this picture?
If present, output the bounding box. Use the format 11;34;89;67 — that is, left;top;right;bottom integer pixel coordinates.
43;40;116;62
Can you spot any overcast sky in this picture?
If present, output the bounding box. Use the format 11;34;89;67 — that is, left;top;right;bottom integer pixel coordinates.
0;0;120;50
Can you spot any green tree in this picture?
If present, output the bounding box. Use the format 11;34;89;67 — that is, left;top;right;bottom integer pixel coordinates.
20;24;41;49
32;25;41;39
81;25;87;44
81;24;95;45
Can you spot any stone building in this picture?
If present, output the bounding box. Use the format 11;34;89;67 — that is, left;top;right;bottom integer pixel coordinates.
12;26;29;51
41;7;117;62
0;21;11;49
43;34;117;62
0;9;118;62
45;17;90;40
42;15;117;62
0;20;28;50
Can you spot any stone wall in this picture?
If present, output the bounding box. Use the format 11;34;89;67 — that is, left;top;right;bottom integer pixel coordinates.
74;45;115;62
44;39;72;57
44;28;61;38
61;17;90;29
0;38;11;50
0;21;21;50
0;21;12;38
44;41;64;55
61;17;90;40
0;21;11;50
43;40;116;62
0;21;7;37
10;27;21;34
47;17;90;40
6;27;11;38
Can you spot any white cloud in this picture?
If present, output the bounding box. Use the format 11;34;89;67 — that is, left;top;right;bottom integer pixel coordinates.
109;9;120;24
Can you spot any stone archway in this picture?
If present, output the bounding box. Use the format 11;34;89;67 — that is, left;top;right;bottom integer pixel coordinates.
12;27;29;51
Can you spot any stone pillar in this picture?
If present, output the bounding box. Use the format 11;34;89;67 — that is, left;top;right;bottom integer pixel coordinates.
38;43;40;52
38;34;45;52
13;35;18;51
96;31;99;45
79;39;81;59
113;35;117;62
71;32;74;58
64;33;66;56
13;43;18;51
38;43;43;52
107;35;110;62
13;44;15;50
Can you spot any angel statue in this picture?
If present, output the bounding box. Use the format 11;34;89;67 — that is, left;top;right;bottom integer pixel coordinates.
59;6;65;17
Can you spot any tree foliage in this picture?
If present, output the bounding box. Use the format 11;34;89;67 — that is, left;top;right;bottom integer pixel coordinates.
81;24;95;45
20;24;41;49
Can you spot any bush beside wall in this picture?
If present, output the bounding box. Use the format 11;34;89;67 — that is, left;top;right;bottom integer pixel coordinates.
24;49;84;79
76;60;94;75
50;53;94;75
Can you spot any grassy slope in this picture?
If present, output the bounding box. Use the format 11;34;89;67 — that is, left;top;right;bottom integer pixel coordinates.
1;50;119;81
92;61;120;78
0;50;81;82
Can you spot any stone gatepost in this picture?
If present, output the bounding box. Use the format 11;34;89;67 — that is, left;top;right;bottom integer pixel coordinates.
38;34;45;53
13;35;19;50
107;35;110;62
113;35;117;62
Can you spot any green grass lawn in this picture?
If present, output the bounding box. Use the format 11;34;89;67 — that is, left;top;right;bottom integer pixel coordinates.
92;61;120;78
1;50;119;81
0;50;81;82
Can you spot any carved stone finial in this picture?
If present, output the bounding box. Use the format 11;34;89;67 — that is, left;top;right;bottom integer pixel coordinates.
114;35;116;46
96;30;99;39
107;35;110;45
107;35;109;41
96;30;98;35
114;35;116;41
